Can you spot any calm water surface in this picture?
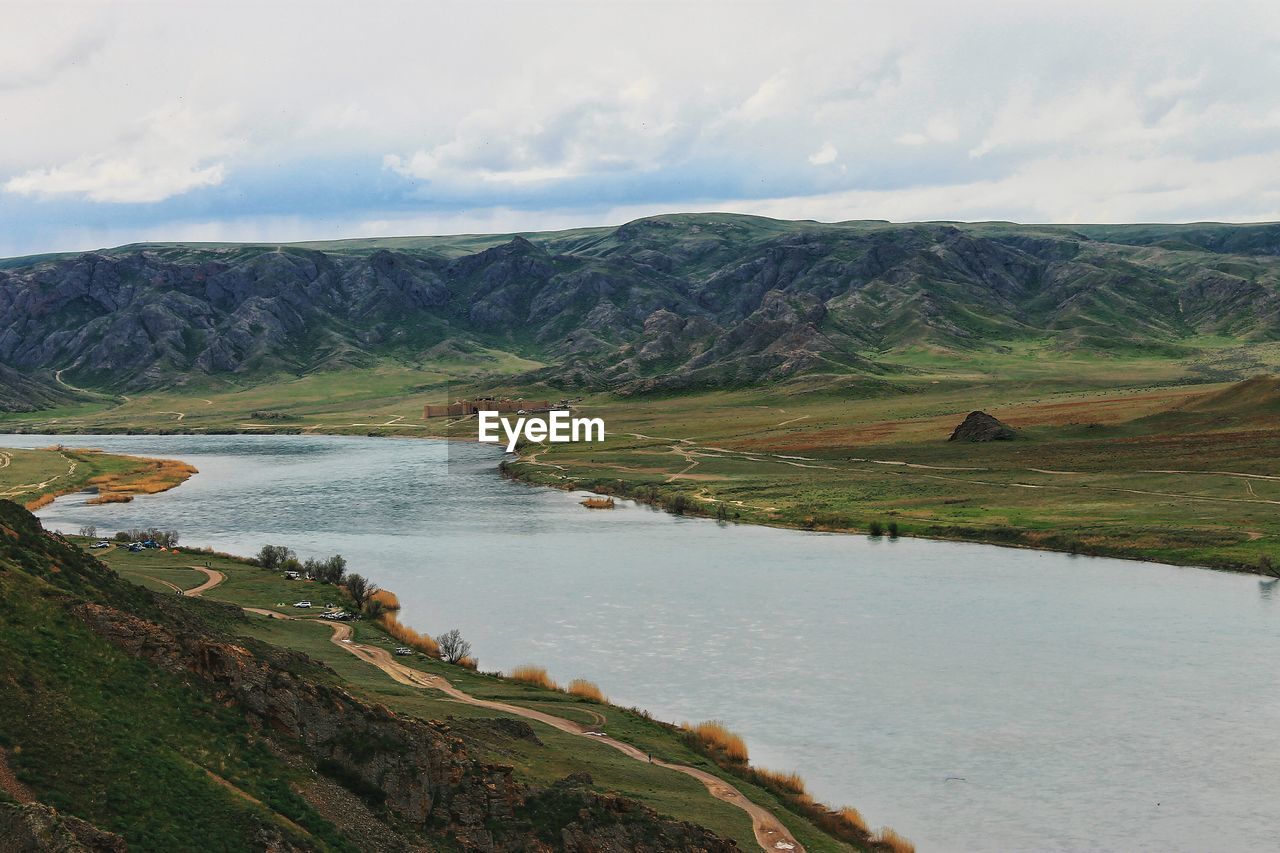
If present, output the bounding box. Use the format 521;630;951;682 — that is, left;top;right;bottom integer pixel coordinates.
4;434;1278;852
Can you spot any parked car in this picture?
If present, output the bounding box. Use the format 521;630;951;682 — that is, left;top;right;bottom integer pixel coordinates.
127;543;144;552
394;647;413;656
293;600;312;608
91;541;111;549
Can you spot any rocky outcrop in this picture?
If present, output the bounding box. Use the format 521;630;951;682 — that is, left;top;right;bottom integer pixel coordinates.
0;802;127;853
949;411;1017;442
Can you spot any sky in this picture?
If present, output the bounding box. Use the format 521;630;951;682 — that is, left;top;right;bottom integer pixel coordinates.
2;0;1280;257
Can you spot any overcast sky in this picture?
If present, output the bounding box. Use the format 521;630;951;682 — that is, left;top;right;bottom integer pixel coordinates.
2;0;1279;256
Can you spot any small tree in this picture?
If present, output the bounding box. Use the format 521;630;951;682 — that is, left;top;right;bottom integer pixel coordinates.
313;554;346;584
345;573;376;608
437;629;472;664
363;597;387;619
257;544;295;570
78;524;97;539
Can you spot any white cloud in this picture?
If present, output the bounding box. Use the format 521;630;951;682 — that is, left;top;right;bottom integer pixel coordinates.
808;142;838;165
5;105;238;202
1;0;1280;255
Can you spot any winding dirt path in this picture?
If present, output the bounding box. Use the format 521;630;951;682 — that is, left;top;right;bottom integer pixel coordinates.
244;608;801;851
184;567;226;597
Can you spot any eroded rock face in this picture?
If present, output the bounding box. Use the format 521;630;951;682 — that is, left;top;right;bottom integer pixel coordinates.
76;603;521;846
0;801;127;853
948;411;1017;442
73;603;737;852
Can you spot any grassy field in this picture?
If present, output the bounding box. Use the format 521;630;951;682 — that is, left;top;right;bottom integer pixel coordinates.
88;540;868;851
6;338;1279;572
0;445;196;511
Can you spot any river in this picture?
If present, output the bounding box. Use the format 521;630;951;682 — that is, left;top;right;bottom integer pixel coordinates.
3;433;1277;852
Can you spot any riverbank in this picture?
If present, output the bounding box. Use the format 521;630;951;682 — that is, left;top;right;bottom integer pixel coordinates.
4;365;1276;574
80;524;911;853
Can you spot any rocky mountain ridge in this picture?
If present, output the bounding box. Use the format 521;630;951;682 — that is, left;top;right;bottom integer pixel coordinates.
2;214;1279;397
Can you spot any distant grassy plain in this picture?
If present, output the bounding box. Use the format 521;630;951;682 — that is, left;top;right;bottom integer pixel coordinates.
3;338;1279;571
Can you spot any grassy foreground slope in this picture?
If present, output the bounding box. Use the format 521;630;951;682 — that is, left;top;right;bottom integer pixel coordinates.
0;498;889;852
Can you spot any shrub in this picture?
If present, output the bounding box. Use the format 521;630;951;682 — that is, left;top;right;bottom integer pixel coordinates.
868;520;885;537
566;679;607;702
872;827;915;853
669;493;691;515
682;720;749;763
887;521;899;539
456;655;478;670
509;665;558;691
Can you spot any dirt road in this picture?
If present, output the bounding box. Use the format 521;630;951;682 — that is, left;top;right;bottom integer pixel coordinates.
183;567;226;597
245;608;802;852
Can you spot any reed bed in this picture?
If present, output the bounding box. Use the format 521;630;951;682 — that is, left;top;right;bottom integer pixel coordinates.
835;806;868;834
566;678;607;702
508;665;559;690
456;655;478;670
872;827;915;852
752;767;807;796
368;588;401;611
377;613;440;657
24;493;55;511
85;458;199;504
682;720;749;763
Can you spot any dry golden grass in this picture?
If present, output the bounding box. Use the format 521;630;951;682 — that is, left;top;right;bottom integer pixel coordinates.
23;494;55;511
580;496;615;509
566;678;607;702
682;720;749;763
377;613;440;657
456;655;478;670
508;665;559;690
86;493;134;505
368;588;401;610
872;827;915;853
753;767;806;796
835;806;869;835
86;457;198;503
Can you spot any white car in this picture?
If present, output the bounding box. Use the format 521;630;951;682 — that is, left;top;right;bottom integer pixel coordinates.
293;600;312;608
91;541;112;549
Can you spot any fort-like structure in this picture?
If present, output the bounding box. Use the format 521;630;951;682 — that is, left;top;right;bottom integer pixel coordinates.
422;397;552;418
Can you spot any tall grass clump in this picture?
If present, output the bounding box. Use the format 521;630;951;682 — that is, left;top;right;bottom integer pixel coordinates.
836;806;869;834
682;720;749;763
378;613;440;657
868;519;885;537
368;588;401;611
872;827;916;852
753;767;807;796
508;665;559;690
566;679;607;702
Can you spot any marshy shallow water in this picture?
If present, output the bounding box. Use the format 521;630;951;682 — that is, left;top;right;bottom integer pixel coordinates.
4;433;1278;852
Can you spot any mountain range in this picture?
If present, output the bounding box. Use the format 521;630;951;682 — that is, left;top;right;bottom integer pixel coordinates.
2;214;1279;405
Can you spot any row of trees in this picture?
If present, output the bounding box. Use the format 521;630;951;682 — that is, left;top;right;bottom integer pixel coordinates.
256;544;348;584
113;527;180;547
256;543;381;608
